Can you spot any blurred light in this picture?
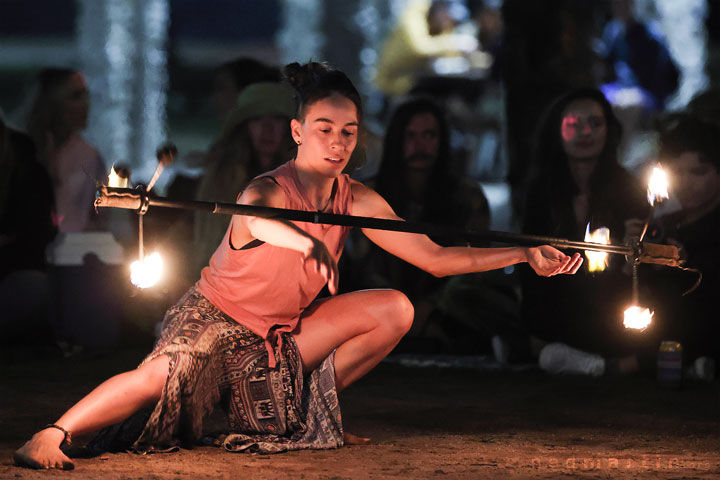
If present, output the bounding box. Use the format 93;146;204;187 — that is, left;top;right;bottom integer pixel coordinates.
584;224;610;272
360;47;377;65
108;165;128;188
433;56;470;75
130;252;163;288
647;166;669;206
623;306;653;330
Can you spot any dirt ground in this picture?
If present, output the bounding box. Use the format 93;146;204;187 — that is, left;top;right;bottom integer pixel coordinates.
2;345;720;480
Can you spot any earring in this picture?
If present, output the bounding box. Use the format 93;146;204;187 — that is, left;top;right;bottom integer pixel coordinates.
296;140;302;146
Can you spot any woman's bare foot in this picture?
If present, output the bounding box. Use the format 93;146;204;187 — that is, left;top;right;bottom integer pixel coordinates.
13;428;74;470
344;432;371;445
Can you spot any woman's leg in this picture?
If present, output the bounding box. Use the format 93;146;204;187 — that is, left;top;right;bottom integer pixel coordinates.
293;289;414;392
14;355;170;470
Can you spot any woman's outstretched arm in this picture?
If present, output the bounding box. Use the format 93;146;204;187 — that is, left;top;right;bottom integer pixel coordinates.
351;181;583;278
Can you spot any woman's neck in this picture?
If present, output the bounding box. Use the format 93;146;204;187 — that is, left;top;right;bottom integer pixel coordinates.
567;156;598;194
293;156;336;211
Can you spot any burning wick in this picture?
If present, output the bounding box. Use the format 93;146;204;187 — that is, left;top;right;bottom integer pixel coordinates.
130;252;163;289
647;166;669;206
623;305;653;330
584;224;610;272
640;166;670;243
108;165;129;188
147;143;177;192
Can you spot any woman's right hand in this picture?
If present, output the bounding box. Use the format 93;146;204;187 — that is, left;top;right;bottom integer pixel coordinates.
525;246;583;277
303;237;339;295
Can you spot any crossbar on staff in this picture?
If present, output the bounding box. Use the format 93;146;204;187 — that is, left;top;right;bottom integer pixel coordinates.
95;185;683;267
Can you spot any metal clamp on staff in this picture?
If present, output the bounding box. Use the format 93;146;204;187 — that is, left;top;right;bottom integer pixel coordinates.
135;185;150;264
136;185;151;216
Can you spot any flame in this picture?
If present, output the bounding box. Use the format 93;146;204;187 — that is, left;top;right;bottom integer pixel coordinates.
623;305;653;330
647;166;669;206
584;224;610;272
108;165;128;188
130;252;163;288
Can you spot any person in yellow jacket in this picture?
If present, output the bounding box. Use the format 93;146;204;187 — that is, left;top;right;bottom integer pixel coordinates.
375;0;478;97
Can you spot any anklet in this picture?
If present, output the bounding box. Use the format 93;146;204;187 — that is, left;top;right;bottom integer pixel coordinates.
43;424;72;447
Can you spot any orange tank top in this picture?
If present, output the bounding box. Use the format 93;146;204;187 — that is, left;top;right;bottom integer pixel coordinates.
196;160;353;367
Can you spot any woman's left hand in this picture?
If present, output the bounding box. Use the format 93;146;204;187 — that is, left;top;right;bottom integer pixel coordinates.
525;246;583;277
303;237;339;295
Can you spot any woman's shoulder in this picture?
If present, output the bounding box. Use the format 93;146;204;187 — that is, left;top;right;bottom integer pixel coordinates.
350;179;391;216
249;161;296;194
239;175;286;208
349;178;376;200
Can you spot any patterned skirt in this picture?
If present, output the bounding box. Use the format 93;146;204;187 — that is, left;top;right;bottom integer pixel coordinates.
88;286;344;454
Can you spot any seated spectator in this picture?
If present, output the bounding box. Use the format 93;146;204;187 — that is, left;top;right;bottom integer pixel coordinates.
25;68;106;234
0;113;56;346
519;87;651;375
152;60;283;296
597;0;678;111
23;68;125;353
352;97;490;352
174;58;281;171
639;114;720;377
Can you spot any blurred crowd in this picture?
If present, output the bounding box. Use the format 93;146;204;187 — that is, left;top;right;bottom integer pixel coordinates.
2;0;719;383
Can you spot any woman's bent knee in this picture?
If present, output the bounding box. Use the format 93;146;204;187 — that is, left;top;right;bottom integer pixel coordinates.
384;290;414;336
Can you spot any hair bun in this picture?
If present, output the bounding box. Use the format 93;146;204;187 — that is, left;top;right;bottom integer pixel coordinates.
282;62;305;89
281;61;363;124
283;61;331;90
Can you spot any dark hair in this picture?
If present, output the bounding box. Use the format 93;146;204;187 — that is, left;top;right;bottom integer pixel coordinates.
215;57;281;92
26;67;79;165
282;62;363;125
531;87;623;196
525;87;642;236
657;113;720;171
375;96;451;216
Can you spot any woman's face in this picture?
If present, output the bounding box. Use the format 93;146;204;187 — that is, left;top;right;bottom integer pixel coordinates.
403;112;440;170
291;93;358;178
247;115;289;160
667;151;720;213
61;73;89;132
560;98;607;162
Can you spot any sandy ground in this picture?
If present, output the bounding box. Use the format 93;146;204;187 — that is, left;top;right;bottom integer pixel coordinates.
2;346;720;480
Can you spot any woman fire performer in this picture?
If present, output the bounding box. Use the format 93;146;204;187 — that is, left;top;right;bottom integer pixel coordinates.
14;62;582;470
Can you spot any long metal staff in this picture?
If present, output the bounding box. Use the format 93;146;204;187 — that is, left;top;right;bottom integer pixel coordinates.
95;185;683;267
